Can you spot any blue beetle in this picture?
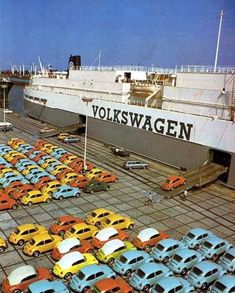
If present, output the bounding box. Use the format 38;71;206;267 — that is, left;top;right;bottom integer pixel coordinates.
46;161;61;172
52;185;80;200
69;263;116;292
182;227;214;249
151;276;194;293
3;176;29;188
129;262;172;292
168;247;204;275
28;279;69;293
219;247;235;273
210;274;235;293
199;236;232;260
113;249;153;278
29;150;42;159
151;238;187;263
187;260;226;290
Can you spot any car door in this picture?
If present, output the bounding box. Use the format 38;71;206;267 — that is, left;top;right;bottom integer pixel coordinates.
44;237;54;251
0;199;9;210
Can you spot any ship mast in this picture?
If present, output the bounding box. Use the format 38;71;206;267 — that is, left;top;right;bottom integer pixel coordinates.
214;10;224;73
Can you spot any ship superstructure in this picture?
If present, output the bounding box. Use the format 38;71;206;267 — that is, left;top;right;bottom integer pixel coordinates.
24;56;235;187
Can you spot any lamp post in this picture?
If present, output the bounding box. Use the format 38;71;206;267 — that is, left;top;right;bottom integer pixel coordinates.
1;84;8;125
82;96;93;172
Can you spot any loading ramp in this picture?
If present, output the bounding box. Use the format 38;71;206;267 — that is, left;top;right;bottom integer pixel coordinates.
154;162;228;198
39;123;85;138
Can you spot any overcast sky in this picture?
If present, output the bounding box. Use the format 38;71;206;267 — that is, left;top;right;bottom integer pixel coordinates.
0;0;234;70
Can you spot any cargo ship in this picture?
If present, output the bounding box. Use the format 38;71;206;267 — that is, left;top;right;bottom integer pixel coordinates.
24;55;235;188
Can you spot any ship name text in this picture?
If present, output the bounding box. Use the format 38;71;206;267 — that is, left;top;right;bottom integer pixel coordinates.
92;105;193;141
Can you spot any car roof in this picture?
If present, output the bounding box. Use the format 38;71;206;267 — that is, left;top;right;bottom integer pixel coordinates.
80;264;101;275
174;248;200;258
158;238;180;247
121;249;149;259
17;223;37;231
57;238;81;253
58;251;84;268
195;260;222;271
8;265;36;285
96;227;118;241
106;214;126;222
187;227;211;236
91;208;112;214
224;247;235;256
156;276;183;289
214;274;235;288
137;228;160;242
167;175;181;180
138;262;168;274
101;239;125;255
203;236;228;246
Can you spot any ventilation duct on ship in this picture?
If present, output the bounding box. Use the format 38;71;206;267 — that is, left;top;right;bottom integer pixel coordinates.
68;55;81;70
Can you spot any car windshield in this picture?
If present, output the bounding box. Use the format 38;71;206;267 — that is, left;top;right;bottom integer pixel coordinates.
136;269;146;278
91;212;97;218
91;286;101;293
192;267;203;276
77;270;86;280
156;243;165;251
153;284;165;292
186;232;195;239
173;254;182;262
223;252;234;261
56;220;62;225
28;239;35;245
119;255;128;263
14;228;20;234
203;241;213;249
166;179;171;184
214;281;227;291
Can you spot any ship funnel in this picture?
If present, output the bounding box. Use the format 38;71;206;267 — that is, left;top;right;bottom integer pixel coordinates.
68;55;81;70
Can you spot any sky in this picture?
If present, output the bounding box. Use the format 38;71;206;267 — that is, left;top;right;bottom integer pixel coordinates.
0;0;235;70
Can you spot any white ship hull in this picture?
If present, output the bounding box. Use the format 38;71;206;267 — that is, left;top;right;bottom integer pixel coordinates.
24;63;235;187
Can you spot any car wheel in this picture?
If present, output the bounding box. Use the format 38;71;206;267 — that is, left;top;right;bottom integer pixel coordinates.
59;196;63;200
128;224;134;230
181;268;188;275
163;256;169;263
212;254;218;261
144;244;150;252
59;230;65;236
105;186;110;191
201;283;208;290
75;192;80;198
108;258;115;265
17;239;24;246
114;178;118;182
46;198;51;203
0;246;5;253
64;272;72;280
27;201;33;206
90;190;94;194
12;204;18;210
95;222;101;227
87;249;94;254
125;269;132;278
143;284;150;292
33;250;40;257
82;287;89;293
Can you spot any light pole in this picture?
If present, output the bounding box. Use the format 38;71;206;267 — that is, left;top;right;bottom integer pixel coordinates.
82;96;93;172
1;84;8;124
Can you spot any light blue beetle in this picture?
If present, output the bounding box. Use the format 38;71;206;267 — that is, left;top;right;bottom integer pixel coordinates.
150;276;194;293
151;238;186;263
113;249;153;278
187;260;226;290
199;236;232;260
168;247;204;275
52;185;80;200
182;227;214;249
129;262;172;292
219;247;235;273
28;279;69;293
211;274;235;293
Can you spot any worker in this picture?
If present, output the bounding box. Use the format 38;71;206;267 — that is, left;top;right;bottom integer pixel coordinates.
145;192;153;206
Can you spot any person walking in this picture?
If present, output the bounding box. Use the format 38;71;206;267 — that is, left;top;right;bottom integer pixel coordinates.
181;189;188;200
145;191;153;206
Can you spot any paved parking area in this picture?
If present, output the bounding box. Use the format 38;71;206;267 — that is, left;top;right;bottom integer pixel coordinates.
0;128;235;291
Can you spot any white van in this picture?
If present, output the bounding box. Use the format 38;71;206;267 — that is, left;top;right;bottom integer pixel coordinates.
0;122;13;131
123;160;148;170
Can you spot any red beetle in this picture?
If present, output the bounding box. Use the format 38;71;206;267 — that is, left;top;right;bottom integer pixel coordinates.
0;194;18;211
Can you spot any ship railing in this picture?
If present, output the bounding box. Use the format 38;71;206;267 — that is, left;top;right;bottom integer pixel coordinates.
180;65;235;74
